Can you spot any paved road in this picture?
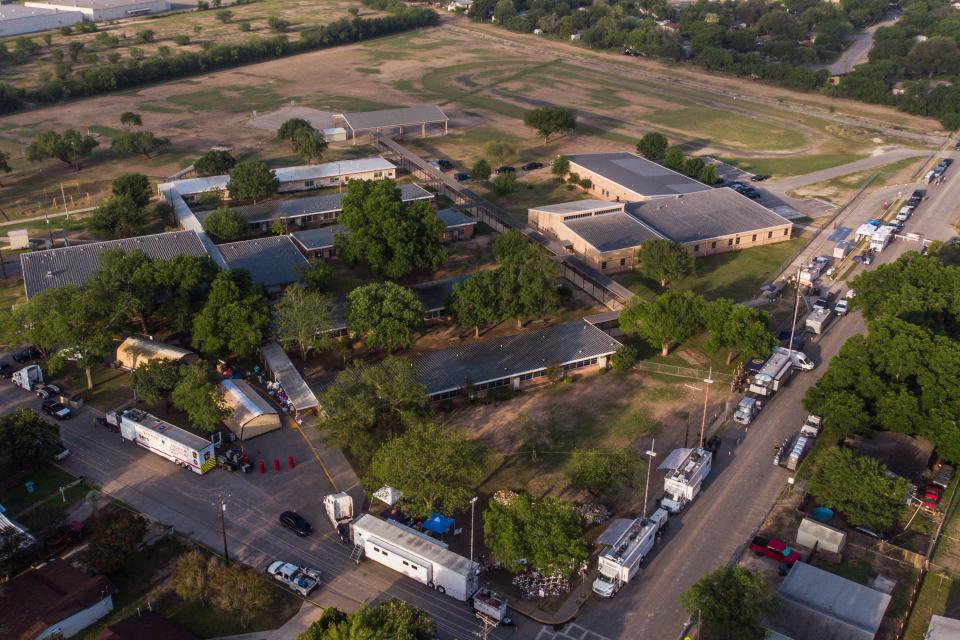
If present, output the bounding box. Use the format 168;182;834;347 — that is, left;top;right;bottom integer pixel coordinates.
826;15;900;76
767;147;927;192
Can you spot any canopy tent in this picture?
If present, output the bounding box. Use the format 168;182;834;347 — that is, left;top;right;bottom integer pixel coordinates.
259;342;319;413
116;337;196;370
421;513;454;535
374;485;403;506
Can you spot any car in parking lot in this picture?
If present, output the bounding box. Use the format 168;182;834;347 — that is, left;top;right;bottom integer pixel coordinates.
36;383;62;400
834;299;849;316
495;166;516;175
521;162;543;171
437;159;453;170
454;172;470;182
279;511;312;537
41;400;72;420
0;363;11;378
750;174;770;182
13;346;42;363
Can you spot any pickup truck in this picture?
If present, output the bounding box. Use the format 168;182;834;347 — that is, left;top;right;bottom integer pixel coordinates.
42;400;72;420
750;536;801;566
267;561;321;597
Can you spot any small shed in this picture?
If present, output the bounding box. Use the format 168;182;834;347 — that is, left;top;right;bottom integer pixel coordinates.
116;337;196;370
796;517;846;554
7;229;29;250
221;379;281;440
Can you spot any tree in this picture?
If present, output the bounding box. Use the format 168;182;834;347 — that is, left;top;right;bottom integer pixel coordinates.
111;172;151;208
148;254;219;332
551;155;569;179
491;170;519;195
119;111;142;128
620;290;704;356
523;106;577;143
85;510;146;573
346;282;426;351
274;284;335;360
173;550;213;606
704;299;777;365
277;117;315;141
174;34;191;46
681;566;777;640
365;421;485;518
267;16;291;32
202;206;248;243
297;258;332;292
172;361;230;432
471;158;491;181
809;447;910;530
0;408;60;474
700;164;719;185
194;150;236;176
192;270;270;358
451;269;504;336
26;129;98;170
637;132;668;162
130;359;180;407
905;36;960;79
483;139;515;166
298;601;435;640
684;156;705;179
89;194;146;238
111;131;170;158
610;344;638;371
493;232;560;327
637;239;693;288
227;160;278;203
209;560;274;630
136;29;155;42
492;229;530;265
291;128;327;163
336;180;446;278
483;494;587;575
319;357;429;463
215;9;233;22
566;448;639;495
663;145;685;171
0;149;11;187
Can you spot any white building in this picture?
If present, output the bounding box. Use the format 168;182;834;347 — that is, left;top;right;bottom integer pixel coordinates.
24;0;170;22
0;4;83;36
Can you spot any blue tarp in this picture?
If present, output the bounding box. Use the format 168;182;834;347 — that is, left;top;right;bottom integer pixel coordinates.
422;513;454;535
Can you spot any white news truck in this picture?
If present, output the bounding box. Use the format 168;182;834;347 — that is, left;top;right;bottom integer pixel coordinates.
748;350;794;397
805;307;833;335
870;225;895;253
351;514;479;601
592;508;669;598
659;448;713;513
109;408;216;475
773;346;815;371
324;492;354;543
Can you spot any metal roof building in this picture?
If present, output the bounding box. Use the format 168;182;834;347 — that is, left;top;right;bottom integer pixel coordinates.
567;152;711;200
412;274;470;315
218;235;308;292
20;230;210;299
339;105;449;143
221;379;281;440
435;208;476;231
410;321;621;400
564;211;664;252
115;337;196;370
0;4;83;36
927;616;960;640
260;342;319;413
24;0;170;22
766;562;891;640
290;225;344;254
274;158;396;184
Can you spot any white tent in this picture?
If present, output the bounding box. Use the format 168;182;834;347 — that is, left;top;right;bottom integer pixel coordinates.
373;485;403;506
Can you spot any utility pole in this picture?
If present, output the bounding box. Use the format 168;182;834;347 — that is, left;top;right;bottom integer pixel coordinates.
699;369;714;448
476;612;498;640
469;495;479;565
643;439;656;519
787;265;804;357
219;495;229;562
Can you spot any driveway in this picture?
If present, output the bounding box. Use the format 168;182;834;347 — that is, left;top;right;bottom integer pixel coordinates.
826;14;901;77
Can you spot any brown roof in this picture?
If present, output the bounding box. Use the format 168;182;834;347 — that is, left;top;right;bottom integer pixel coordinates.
0;559;114;640
97;611;196;640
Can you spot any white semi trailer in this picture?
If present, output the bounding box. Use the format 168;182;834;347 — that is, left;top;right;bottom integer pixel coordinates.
592;508;669;598
108;408;216;475
659;448;713;513
350;514;479;601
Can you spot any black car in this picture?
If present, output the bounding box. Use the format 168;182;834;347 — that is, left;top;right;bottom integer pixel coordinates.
750;174;770;182
0;363;11;378
437;159;453;170
279;511;312;536
454;172;470;182
41;400;72;420
944;158;954;167
495;166;516;175
912;189;926;200
13;346;42;363
521;162;543;171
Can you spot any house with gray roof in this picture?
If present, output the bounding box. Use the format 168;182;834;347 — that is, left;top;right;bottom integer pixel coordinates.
435;209;476;241
410;320;621;400
218;235;308;294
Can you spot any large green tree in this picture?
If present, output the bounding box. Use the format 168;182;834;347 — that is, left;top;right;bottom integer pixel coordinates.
209;560;274;630
298;600;435;640
483;494;588;575
85;510;146;574
347;282;426;351
291;128;327;164
636;132;669;162
0;408;61;474
492;231;560;327
89;194;146;238
619;290;704;356
111;172;151;208
273;284;335;360
810;447;911;530
85;249;156;332
336;180;446;278
681;566;777;640
523;106;577;142
637;239;694;288
318;357;428;463
202;206;248;243
192;270;270;358
194;150;236;177
364;420;485;518
129;359;180;407
111;130;169;158
147;254;220;332
172;361;230;432
227;160;278;203
450;269;504;337
704;299;777;365
277;117;314;141
565;448;640;496
26;129;98;170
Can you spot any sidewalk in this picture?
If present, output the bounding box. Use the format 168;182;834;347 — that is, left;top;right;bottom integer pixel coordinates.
211;601;327;640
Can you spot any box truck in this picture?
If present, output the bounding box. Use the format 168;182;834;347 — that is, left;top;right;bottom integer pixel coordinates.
805;308;833;334
350;514;479;601
12;364;42;391
592;508;669;598
659;448;713;513
324;492;354;543
109;408;216;474
749;351;795;397
870;226;895;253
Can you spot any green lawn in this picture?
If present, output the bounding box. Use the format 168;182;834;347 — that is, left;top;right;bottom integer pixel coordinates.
18;482;92;532
0;463;77;516
648;107;807;151
904;572;957;640
475;178;591;223
615;238;804;302
723;154;869;178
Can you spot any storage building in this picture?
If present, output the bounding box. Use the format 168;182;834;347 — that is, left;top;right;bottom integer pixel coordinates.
0;4;83;36
24;0;170;22
795;517;846;554
116;337;196;370
221;379;281;440
435;209;476;241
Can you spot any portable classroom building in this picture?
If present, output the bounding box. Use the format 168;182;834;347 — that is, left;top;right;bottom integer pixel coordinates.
351;514;479;601
220;379;281;440
116;337;196;370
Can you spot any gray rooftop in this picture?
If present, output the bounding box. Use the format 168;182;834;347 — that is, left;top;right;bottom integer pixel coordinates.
221;379;276;427
0;4;79;18
410;321;621;396
627;188;792;244
353;514;476;577
412;274;470;312
766;562;891;640
340;105;448;132
21;230;209;299
26;0;168;9
529;199;624;216
218;235;308;289
928;615;960;640
435;208;476;229
290;225;344;251
260;342;319;411
567;152;711;198
564;211;664;252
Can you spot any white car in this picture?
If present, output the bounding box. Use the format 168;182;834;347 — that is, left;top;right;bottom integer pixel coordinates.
834;299;849;316
895;211;910;223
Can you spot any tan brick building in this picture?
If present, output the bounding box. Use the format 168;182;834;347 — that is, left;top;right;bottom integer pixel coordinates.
567;152;710;201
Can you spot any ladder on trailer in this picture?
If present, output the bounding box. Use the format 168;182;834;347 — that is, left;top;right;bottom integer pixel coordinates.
350;544;364;564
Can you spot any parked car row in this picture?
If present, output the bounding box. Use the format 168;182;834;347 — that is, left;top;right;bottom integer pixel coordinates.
725;181;761;199
428;158;546;182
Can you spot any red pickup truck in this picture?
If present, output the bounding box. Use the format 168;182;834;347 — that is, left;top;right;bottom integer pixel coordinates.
751;536;801;566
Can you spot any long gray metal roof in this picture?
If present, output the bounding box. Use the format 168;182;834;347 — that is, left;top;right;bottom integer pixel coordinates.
627;188;792;244
218;235;308;288
340;105;448;132
221;379;276;427
21;230;209;299
563;211;663;252
353;514;476;576
410;321;621;396
435;208;476;230
567;152;711;198
290;225;344;252
412;274;470;312
260;342;319;411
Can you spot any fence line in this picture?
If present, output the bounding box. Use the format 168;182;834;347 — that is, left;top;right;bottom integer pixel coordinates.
633;360;733;383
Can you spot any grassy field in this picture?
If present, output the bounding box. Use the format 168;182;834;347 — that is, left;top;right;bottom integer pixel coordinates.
647;106;807;151
0;463;76;516
904;572;959;640
723;153;869;178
